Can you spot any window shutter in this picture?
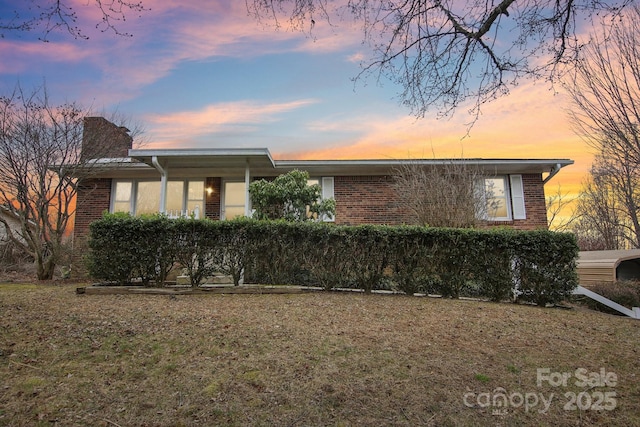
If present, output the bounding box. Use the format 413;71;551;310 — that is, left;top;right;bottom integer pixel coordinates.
321;177;335;222
510;175;526;220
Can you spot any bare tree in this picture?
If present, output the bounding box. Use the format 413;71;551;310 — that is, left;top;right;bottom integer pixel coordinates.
392;160;494;228
0;83;141;280
572;165;627;250
247;0;631;119
575;153;640;249
546;185;576;232
565;5;640;250
0;0;147;41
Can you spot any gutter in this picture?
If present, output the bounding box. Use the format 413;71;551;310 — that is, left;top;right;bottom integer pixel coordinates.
543;163;562;184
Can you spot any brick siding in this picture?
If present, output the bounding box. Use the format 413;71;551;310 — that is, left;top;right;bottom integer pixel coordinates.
333;173;548;230
81;117;132;160
514;173;548;230
74;178;112;242
205;177;221;220
72;172;549;245
72;178;112;276
334;176;413;225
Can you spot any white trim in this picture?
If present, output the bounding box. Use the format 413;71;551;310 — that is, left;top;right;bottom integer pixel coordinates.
130;147;274;159
573;286;640;319
152;156;168;214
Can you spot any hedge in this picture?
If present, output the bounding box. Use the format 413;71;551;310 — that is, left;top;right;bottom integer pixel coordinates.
86;214;579;305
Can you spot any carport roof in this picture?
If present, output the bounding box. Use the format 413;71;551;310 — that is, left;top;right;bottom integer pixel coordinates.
578;249;640;270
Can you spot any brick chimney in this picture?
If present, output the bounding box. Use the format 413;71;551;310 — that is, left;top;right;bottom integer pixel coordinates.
81;117;133;161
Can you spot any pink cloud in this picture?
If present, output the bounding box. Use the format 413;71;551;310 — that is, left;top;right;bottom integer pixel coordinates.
60;1;361;105
0;39;89;73
143;98;319;146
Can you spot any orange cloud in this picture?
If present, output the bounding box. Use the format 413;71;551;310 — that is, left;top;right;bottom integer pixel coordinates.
275;79;592;211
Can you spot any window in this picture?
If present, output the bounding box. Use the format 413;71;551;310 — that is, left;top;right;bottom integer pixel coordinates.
306;177;334;222
113;181;132;213
321;177;335;222
166;181;185;212
136;181;161;215
111;179;204;217
485;177;509;220
187;181;204;213
478;175;526;221
222;181;246;220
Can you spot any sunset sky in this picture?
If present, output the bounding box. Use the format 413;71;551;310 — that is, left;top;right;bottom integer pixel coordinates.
0;1;602;218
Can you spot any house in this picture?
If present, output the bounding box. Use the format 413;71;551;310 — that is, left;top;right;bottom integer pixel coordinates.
0;205;36;266
72;117;573;244
0;206;25;244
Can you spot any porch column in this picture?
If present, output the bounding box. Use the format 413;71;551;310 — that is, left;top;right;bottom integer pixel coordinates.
152;156;168;214
244;158;251;217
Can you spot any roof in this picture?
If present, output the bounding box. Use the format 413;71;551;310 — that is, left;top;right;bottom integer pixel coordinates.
274;158;573;176
82;147;573;180
578;249;640;267
128;148;276;170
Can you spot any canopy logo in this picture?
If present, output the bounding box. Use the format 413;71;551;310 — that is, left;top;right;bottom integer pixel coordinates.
463;367;618;415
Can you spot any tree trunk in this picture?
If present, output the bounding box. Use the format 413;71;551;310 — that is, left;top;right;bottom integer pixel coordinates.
36;257;56;280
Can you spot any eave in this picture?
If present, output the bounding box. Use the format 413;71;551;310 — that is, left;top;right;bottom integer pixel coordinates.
75;147;574;183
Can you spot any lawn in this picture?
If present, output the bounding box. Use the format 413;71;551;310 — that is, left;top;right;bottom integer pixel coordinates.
1;283;639;426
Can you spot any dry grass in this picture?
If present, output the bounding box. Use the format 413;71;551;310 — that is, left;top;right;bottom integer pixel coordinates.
1;283;639;427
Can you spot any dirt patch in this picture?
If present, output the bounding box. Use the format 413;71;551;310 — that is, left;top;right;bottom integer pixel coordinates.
1;283;638;426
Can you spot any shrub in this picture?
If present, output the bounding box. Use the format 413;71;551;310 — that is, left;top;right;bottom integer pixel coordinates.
299;222;352;290
388;226;438;295
511;231;579;306
249;170;335;222
86;212;140;284
581;281;640;315
339;225;391;293
472;230;517;302
0;241;33;270
215;218;252;286
86;215;579;303
133;215;178;286
87;213;178;286
245;220;308;285
173;218;219;287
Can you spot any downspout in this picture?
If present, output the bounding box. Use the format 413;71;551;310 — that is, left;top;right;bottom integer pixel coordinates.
543;163;562;185
151;156;167;214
